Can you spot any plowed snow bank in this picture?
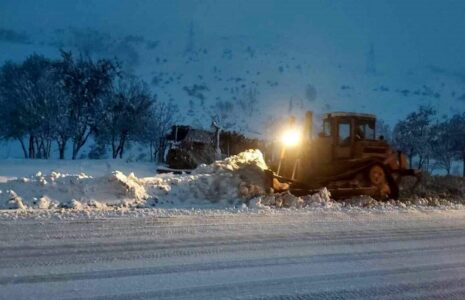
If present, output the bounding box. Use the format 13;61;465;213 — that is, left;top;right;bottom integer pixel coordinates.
0;171;148;209
0;150;269;209
1;150;464;211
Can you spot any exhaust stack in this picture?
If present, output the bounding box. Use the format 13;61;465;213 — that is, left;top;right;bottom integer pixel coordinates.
303;111;313;141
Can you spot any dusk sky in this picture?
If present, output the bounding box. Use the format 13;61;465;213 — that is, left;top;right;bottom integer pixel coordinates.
2;0;465;69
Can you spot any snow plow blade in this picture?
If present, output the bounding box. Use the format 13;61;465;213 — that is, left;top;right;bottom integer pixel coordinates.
265;168;421;200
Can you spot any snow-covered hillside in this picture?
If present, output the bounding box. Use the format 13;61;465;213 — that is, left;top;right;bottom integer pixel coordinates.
1;26;464;140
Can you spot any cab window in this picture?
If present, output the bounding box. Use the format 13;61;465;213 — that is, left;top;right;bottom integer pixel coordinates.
338;121;351;145
355;120;375;140
323;120;331;137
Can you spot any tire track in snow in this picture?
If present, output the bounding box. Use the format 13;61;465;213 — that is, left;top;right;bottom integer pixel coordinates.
2;223;464;252
2;231;465;271
3;248;465;285
65;264;465;300
250;278;465;300
1;216;461;243
3;212;465;299
2;226;465;269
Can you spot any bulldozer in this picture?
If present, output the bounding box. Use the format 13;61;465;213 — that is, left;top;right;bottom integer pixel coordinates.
269;111;421;199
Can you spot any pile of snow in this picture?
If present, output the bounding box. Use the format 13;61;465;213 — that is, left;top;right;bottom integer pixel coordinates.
0;171;148;210
251;186;461;211
195;150;269;172
250;188;333;209
1;150;464;212
142;149;269;208
0;149;270;210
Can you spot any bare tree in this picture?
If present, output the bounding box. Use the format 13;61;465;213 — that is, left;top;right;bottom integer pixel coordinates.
57;51;119;159
137;100;179;162
393;106;435;170
0;55;58;159
449;113;465;176
430;120;455;174
99;76;153;159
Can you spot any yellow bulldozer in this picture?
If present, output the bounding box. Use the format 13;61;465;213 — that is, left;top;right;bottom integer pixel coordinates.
269;111;421;199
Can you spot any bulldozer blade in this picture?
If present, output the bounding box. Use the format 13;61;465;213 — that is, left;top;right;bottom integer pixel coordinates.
268;169;381;199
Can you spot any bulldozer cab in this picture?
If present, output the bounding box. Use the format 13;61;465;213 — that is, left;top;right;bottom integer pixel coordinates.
318;112;381;161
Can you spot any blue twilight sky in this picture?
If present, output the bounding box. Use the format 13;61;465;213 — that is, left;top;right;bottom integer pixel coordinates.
2;0;465;69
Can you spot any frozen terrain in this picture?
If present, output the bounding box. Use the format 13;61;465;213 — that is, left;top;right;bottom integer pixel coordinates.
2;153;465;298
1;150;465;213
0;150;271;210
2;209;465;299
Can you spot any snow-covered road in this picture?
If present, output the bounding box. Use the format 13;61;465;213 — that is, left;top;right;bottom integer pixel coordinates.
2;209;465;299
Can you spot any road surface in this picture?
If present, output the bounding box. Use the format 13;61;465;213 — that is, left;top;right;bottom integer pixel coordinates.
1;209;465;299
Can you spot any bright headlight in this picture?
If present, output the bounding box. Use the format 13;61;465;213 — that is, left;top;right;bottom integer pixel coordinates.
281;129;301;147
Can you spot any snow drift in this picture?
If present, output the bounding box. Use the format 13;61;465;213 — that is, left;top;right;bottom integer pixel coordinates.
0;171;148;209
0;149;270;210
1;149;463;211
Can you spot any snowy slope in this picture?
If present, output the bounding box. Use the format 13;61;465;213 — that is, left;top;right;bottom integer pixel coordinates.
86;35;465;134
1;28;464;139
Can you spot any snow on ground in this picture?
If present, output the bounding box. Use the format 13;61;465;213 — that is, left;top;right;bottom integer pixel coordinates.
0;158;157;183
2;153;465;298
3;208;465;299
0;150;270;211
1;149;464;217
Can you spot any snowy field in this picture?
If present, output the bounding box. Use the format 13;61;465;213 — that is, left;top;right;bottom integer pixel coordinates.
2;209;465;299
2;153;465;298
